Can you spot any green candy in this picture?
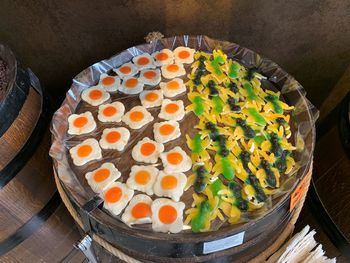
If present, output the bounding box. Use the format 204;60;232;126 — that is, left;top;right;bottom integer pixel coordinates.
215;55;226;64
210;55;226;76
210;178;224;196
247;108;266;126
192;133;203;154
243;82;257;101
254;135;265;146
191;201;212;233
265;95;283;114
228;62;239;79
193;96;205;116
221;157;235;180
212;96;223;114
210;60;223;76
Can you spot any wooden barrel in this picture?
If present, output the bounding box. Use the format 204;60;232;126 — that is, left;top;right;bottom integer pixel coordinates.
0;44;83;262
89;218;297;263
51;36;317;263
55;168;311;263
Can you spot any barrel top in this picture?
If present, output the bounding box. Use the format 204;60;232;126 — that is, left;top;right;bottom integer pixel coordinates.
50;35;317;250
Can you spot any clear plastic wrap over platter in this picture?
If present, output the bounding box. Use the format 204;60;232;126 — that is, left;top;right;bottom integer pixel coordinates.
50;35;318;232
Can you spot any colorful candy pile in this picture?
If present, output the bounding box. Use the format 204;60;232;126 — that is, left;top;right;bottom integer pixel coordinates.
184;50;296;232
65;46;296;234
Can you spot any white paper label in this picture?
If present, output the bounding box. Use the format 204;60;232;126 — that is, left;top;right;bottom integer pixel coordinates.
203;231;245;254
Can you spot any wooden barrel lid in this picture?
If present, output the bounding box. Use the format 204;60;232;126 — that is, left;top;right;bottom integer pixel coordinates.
51;35;316;260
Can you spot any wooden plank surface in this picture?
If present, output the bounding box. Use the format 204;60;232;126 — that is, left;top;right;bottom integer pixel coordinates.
0;87;41;169
0;131;56;229
0;205;85;263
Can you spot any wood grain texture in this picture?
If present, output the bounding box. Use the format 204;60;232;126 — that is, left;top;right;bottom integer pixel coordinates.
0;130;55;225
55;163;312;263
1;205;85;263
0;86;83;262
88;224;295;263
0;153;82;262
0;87;41;169
0;0;350;110
0;206;23;240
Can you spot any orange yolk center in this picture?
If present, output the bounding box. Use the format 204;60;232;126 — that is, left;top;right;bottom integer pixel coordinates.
77;145;93;157
137;57;150;66
167;64;179;72
89;89;103;100
130;111;144;122
106;131;121;143
167;80;180;90
94;168;110;182
165;103;179;114
178;50;190;59
105;187;122;203
161;175;178;190
143;70;156;79
73;116;88;128
131;202;152;219
145;92;159;102
125;78;138;88
134;170;151;185
159;205;177;224
159;124;175;135
103;106;117;117
102;76;115;86
155;52;169;61
119;66;132;74
167;152;183;165
140;142;156;156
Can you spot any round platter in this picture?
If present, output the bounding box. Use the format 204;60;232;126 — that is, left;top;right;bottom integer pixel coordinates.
50;35;316;262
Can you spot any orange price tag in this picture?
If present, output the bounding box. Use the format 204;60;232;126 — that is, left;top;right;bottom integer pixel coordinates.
290;174;310;212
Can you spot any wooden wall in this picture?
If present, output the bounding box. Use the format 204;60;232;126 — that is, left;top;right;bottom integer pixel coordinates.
0;0;349;113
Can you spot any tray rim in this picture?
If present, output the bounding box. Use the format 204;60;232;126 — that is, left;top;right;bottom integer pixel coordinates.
50;34;316;244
